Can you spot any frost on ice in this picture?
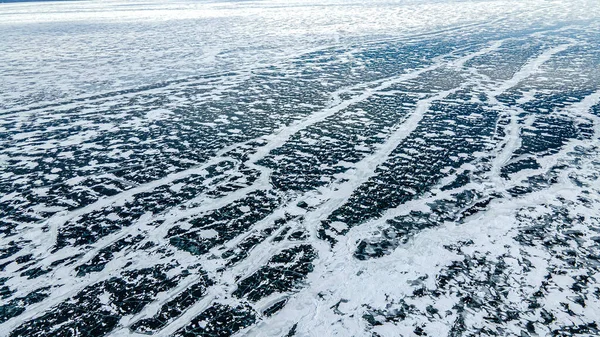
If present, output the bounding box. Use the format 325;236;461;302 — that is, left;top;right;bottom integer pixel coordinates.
1;0;600;336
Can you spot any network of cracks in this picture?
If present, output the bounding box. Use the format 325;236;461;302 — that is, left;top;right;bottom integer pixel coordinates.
1;23;600;337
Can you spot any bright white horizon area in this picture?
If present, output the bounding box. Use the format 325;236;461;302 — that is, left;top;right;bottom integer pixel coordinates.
1;0;598;110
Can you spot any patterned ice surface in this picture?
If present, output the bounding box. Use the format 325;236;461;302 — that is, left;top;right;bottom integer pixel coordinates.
1;0;600;336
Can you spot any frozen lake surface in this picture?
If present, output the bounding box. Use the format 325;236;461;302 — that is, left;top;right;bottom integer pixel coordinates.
1;0;600;336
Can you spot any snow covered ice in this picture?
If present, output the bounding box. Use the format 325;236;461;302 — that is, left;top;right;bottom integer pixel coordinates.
1;0;600;336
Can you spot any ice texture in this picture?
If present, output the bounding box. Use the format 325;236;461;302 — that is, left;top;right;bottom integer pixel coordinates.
1;0;600;336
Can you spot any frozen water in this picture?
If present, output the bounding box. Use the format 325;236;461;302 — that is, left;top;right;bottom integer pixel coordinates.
1;0;600;336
